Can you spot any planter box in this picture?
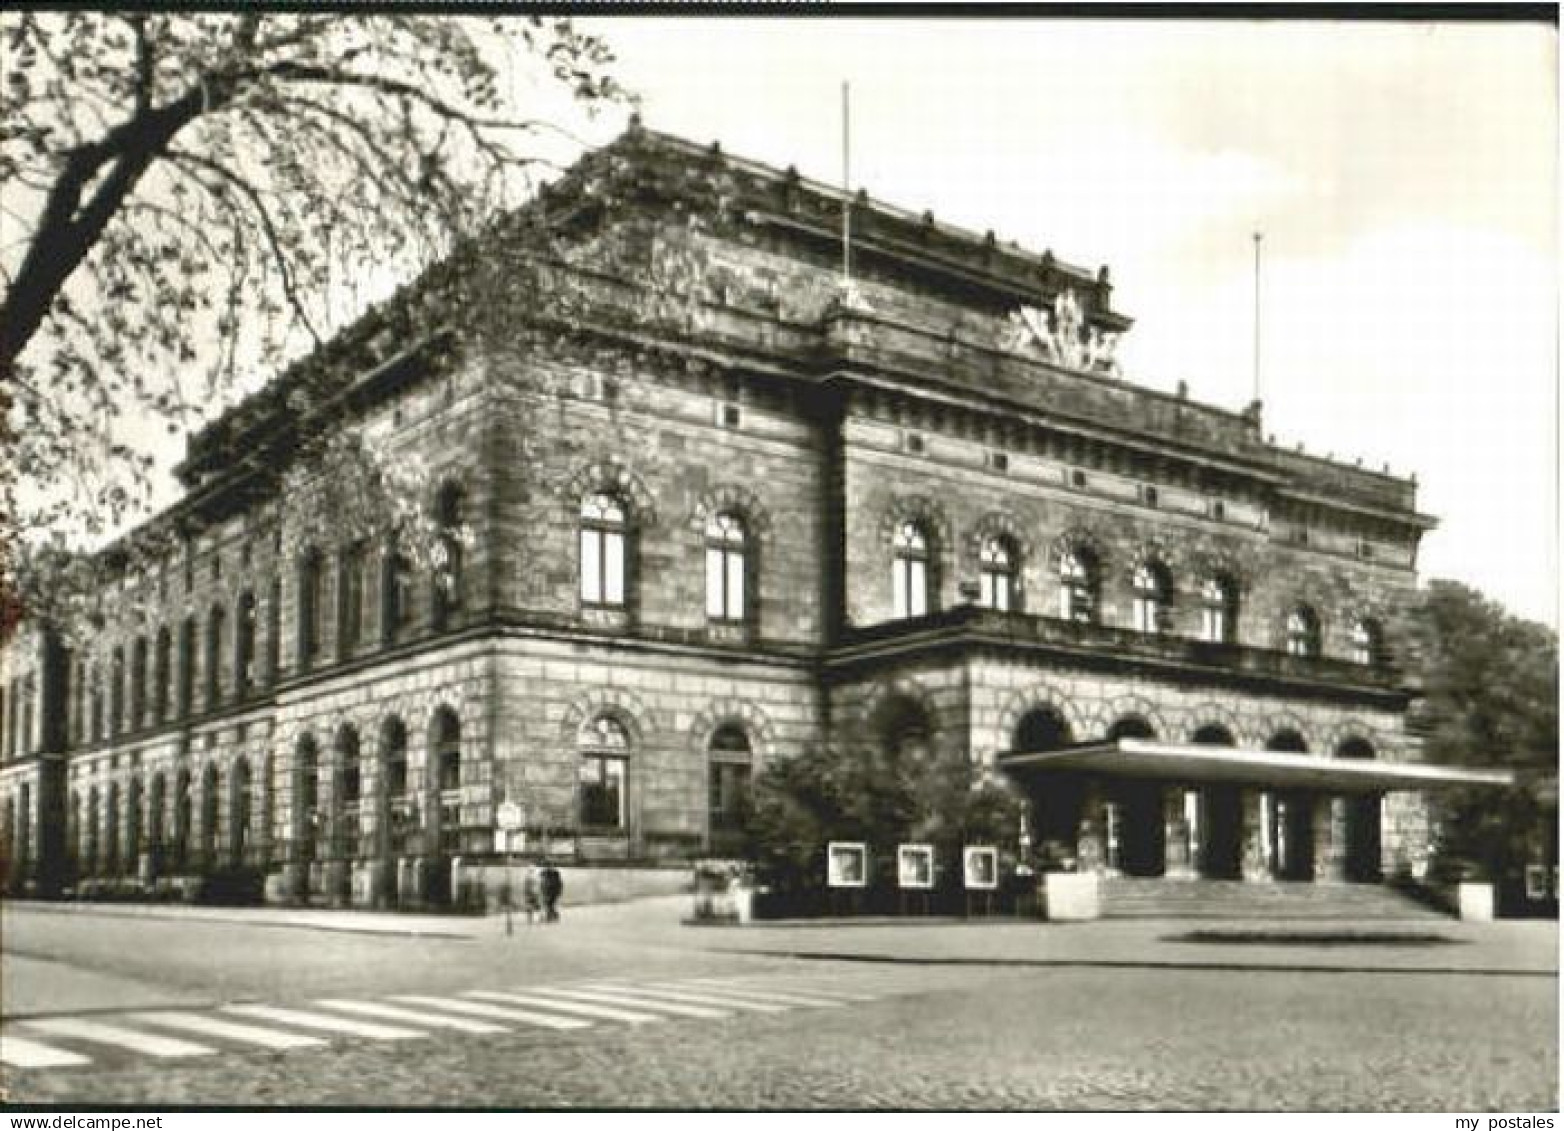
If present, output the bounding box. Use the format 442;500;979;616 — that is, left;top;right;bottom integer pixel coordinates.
1040;873;1100;921
1458;881;1495;922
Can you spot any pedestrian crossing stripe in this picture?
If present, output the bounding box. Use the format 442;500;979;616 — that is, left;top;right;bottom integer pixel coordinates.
481;989;665;1026
665;982;850;1008
392;993;593;1031
221;1003;426;1041
0;973;907;1071
22;1016;213;1059
129;1011;329;1051
528;986;732;1020
0;1034;92;1068
584;983;792;1014
314;999;509;1035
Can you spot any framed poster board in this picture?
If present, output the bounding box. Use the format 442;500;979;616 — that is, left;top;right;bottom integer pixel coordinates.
963;846;998;890
827;841;868;888
897;844;935;890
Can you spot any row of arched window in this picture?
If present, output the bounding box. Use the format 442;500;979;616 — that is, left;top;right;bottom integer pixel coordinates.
891;521;1385;664
68;485;466;748
579;497;752;624
54;706;762;876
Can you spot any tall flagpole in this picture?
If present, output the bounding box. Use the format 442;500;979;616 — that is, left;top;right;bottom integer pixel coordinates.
1252;231;1263;405
841;81;852;287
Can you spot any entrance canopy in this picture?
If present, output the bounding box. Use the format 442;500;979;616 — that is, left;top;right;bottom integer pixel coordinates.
998;738;1513;795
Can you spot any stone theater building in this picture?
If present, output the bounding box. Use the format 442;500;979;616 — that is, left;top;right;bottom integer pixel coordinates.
0;124;1506;909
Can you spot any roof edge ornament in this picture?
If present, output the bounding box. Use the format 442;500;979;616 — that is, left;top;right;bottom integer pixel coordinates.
1003;288;1121;377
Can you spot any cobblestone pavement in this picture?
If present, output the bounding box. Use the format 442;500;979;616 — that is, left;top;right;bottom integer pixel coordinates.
6;963;1554;1110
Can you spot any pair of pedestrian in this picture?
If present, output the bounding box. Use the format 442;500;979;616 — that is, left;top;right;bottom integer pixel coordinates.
516;861;562;926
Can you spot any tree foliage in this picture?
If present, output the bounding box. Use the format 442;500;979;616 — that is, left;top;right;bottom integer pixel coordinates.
745;733;1026;906
1413;579;1558;882
1;12;625;612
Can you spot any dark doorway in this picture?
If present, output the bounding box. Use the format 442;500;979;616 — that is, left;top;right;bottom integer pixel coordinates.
1190;726;1241;878
1012;708;1079;869
1104;717;1160;875
1337;738;1381;881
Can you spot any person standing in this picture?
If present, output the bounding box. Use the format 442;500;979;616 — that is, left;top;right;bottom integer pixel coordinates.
520;861;541;926
540;862;563;923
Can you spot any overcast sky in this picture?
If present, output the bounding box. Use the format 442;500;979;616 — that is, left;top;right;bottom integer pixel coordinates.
573;16;1557;627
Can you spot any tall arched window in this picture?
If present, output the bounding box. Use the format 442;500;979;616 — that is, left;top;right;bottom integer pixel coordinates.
978;536;1017;612
88;668;103;742
231;758;252;865
337;543;367;657
205;605;226;708
579;716;630;831
130;637;148;728
708;724;753;843
382;546;413;646
892;521;932;619
104;782;120;875
235;591;257;697
432;710;462;853
294;738;319;865
381;718;411;857
335;727;362;861
153;628;172;723
1130;560;1173;634
20;674;34;753
85;786;100;875
432;483;465;628
1199;575;1238;644
1350;617;1383;666
199;763;220;865
1285;604;1321;658
265;577;281;685
1058;547;1099;624
298;548;325;669
177;617;195;717
110;647;125;735
173;768;191;868
124;778;141;875
147;773;166;860
705;512;748;623
579;493;627;608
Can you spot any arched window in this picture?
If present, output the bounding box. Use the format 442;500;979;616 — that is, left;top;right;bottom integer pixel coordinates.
130;637;148;728
1199;575;1238;644
124;778;142;875
705;512;749;623
85;786;100;875
892;521;932;619
432;483;465;628
1013;707;1072;753
104;782;120;875
88;668;103;743
230;759;252;865
172;770;192;867
708;724;753;841
1350;617;1383;666
298;548;325;669
978;536;1017;612
1130;560;1173;635
1191;724;1236;747
235;591;257;697
579;716;630;831
337;543;367;657
579;493;628;608
1266;729;1309;754
265;577;281;686
147;773;166;858
20;674;34;754
205;605;226;708
1058;547;1100;624
199;763;220;865
110;647;125;735
177;617;195;717
335;727;362;861
433;709;462;854
1285;604;1321;658
1108;716;1156;741
381;718;411;856
294;738;319;865
382;546;414;645
153;628;172;723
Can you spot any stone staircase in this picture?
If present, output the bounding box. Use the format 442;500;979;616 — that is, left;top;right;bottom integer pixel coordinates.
1100;876;1452;921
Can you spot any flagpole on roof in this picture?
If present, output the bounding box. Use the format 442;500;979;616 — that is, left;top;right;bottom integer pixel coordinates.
841;80;852;288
